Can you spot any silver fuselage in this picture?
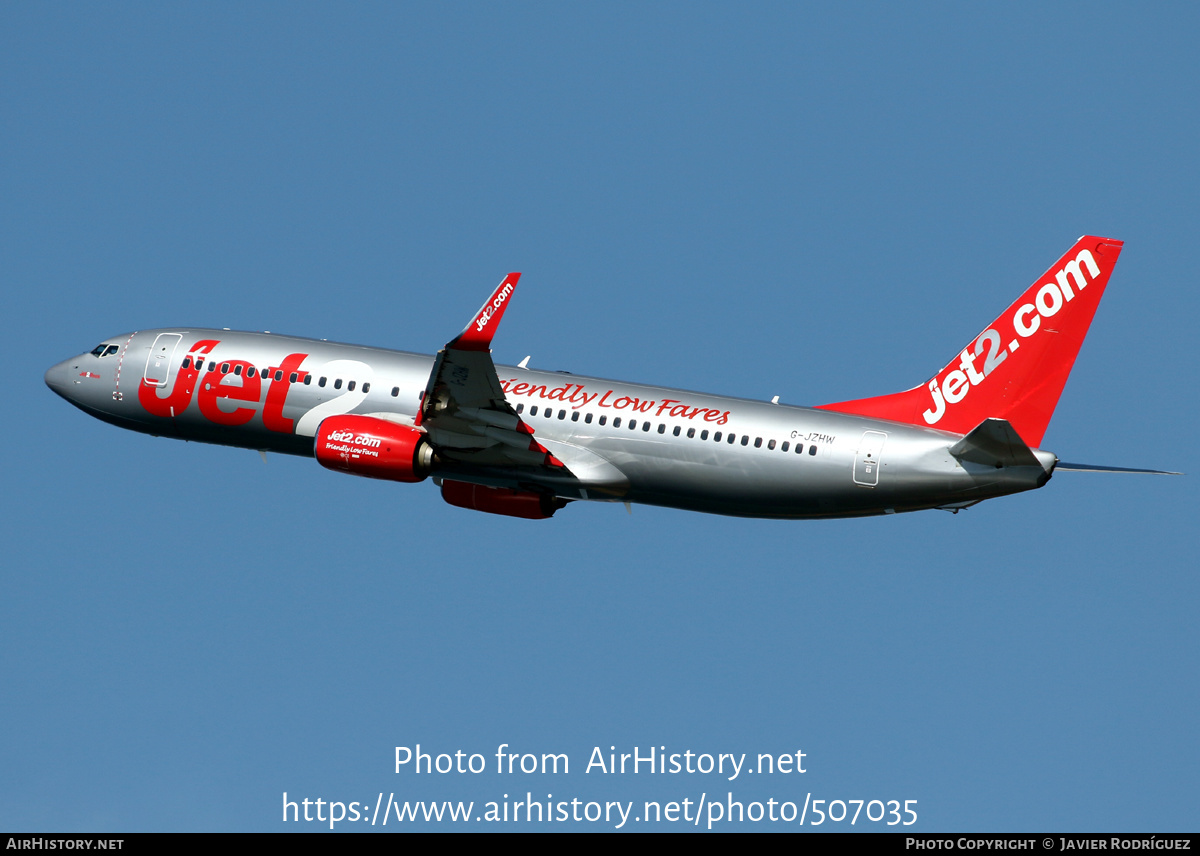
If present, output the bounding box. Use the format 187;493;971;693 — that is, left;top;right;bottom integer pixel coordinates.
45;328;1055;519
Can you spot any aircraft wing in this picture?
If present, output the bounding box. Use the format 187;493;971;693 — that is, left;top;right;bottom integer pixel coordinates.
415;274;568;471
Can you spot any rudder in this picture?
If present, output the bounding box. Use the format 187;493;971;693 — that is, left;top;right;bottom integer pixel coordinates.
815;236;1124;447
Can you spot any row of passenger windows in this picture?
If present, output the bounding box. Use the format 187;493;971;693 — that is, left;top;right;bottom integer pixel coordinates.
173;356;815;455
180;356;408;398
513;403;820;455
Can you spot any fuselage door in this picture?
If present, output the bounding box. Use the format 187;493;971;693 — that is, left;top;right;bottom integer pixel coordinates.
853;430;887;487
143;333;182;388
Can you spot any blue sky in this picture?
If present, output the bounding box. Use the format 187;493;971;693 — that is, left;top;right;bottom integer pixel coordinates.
2;3;1196;831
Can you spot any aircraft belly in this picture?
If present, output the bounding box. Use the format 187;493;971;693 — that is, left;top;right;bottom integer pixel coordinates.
577;423;1029;518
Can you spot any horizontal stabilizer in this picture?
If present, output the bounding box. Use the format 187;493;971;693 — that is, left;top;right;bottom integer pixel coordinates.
1055;462;1182;475
949;418;1041;468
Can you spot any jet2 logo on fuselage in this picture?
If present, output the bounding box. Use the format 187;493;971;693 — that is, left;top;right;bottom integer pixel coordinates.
137;341;311;433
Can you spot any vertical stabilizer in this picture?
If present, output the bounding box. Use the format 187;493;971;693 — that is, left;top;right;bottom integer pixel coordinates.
816;236;1123;446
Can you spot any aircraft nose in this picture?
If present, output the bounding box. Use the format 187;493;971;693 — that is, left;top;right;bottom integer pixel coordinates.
44;359;74;399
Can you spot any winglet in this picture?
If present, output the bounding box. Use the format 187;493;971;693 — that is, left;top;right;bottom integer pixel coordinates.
448;273;521;352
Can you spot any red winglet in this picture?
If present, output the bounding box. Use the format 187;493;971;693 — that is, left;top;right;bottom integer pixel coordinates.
448;273;521;352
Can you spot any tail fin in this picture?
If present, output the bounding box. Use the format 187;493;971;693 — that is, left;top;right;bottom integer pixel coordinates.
815;235;1124;447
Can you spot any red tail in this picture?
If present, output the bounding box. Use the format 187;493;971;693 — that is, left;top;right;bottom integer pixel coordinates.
816;236;1124;447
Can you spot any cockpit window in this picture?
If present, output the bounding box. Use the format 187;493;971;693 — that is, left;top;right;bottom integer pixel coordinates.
91;344;119;357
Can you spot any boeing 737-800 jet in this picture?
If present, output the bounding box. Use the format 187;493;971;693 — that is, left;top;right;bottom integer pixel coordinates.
45;235;1171;520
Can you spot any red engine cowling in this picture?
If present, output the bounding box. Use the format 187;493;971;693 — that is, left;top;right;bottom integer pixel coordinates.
315;415;433;483
440;480;567;519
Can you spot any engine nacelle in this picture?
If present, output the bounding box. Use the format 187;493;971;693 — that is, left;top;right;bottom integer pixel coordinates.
440;480;567;519
315;415;433;483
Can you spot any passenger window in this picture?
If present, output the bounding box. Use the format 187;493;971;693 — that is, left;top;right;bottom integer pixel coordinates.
701;430;709;440
809;445;818;456
363;383;370;393
629;420;637;430
182;357;192;369
614;417;622;428
319;377;326;388
599;415;607;426
290;372;298;383
545;408;552;418
686;427;694;438
728;434;736;444
767;439;775;450
795;444;804;454
334;379;342;390
571;411;579;422
754;437;762;448
221;363;230;374
714;432;722;442
303;375;311;385
781;441;789;452
585;413;593;424
558;410;566;420
245;366;254;377
741;436;749;446
516;403;525;414
672;426;679;436
274;370;283;381
348;381;356;391
234;365;243;376
531;406;539;416
391;387;399;397
209;362;217;372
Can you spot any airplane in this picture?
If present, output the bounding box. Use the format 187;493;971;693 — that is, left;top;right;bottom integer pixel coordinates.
44;235;1174;520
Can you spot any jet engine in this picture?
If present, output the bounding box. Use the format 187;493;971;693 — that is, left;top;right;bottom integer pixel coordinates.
315;415;433;483
440;479;568;519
